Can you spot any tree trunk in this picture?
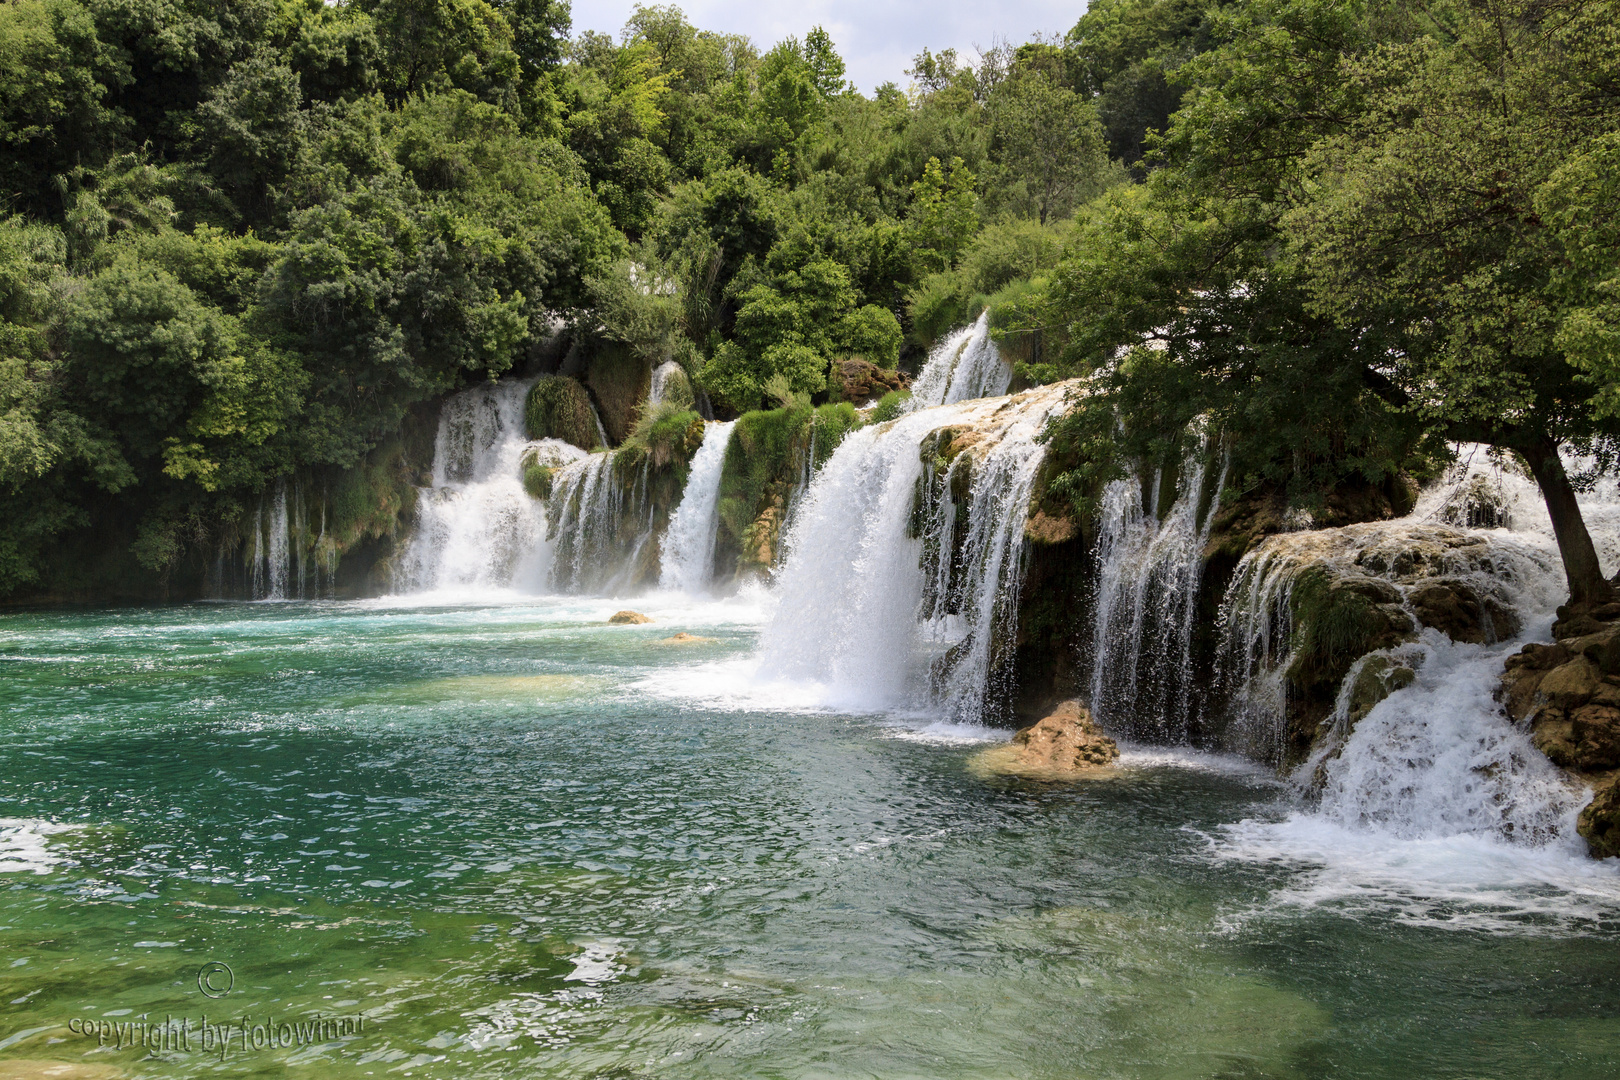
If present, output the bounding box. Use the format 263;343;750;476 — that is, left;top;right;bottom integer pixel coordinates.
1523;439;1615;606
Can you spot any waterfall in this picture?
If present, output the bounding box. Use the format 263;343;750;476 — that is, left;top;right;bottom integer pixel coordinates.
658;421;736;594
545;452;660;595
1202;444;1620;850
649;361;683;405
905;313;1012;412
398;379;585;594
758;384;1070;722
1085;451;1227;742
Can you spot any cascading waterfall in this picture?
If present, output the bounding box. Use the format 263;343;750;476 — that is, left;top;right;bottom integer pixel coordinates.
759;384;1069;722
398;379;585;593
1207;451;1620;850
905;312;1012;412
658;421;735;594
546;453;638;594
1086;451;1227;742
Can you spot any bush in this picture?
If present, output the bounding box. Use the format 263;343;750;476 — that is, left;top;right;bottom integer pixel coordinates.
833;305;903;368
869;388;911;423
522;462;553;499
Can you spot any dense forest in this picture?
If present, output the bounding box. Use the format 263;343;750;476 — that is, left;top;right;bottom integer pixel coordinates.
0;0;1616;604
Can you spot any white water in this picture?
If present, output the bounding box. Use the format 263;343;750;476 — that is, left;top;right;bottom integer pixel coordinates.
398;379;584;594
649;360;684;405
658;421;736;594
545;453;652;595
905;313;1012;412
759;385;1069;722
1087;450;1227;741
1187;451;1620;918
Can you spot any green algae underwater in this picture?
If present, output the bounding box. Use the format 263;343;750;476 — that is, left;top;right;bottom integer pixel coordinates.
3;598;1620;1080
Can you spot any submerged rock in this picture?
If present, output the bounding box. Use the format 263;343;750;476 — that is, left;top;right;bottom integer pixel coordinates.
975;701;1119;779
609;610;652;625
658;632;715;644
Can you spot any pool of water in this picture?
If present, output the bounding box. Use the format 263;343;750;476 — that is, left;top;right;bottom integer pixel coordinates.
3;597;1620;1079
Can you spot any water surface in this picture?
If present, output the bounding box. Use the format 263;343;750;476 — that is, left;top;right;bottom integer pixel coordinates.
2;598;1619;1078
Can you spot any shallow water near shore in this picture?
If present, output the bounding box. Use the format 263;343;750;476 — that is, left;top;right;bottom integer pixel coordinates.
4;598;1620;1079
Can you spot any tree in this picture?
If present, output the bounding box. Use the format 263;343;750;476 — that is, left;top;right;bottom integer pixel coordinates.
1287;0;1620;604
989;70;1108;224
908;156;977;272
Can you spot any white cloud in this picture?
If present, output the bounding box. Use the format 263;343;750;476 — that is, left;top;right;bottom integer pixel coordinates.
567;1;1090;94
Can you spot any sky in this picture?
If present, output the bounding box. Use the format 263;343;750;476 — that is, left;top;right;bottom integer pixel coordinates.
566;1;1091;95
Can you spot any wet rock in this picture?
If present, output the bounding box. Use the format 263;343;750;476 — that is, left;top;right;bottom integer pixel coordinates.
1570;705;1620;770
1578;776;1620;859
1407;579;1520;644
1539;658;1603;708
658;632;715;644
1345;656;1418;726
608;610;652;624
1009;700;1120;772
830;357;908;406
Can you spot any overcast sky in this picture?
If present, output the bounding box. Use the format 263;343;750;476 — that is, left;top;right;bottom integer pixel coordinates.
567;1;1091;95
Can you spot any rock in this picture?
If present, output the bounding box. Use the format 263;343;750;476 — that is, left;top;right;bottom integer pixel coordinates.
1502;668;1547;721
1532;711;1579;768
1539;658;1602;708
658;632;715;644
1010;700;1120;772
1578;776;1620;859
1407;579;1520;643
1570;704;1620;769
1024;509;1078;545
830;357;908;406
609;610;652;624
1345;656;1417;726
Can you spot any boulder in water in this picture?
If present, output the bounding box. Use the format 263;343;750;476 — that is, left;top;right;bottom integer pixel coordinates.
975;701;1119;779
1578;776;1620;859
658;632;716;644
609;610;652;624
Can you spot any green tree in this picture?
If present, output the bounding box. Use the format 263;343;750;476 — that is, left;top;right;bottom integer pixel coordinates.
908;156;977;272
988;70;1108;224
1286;0;1620;603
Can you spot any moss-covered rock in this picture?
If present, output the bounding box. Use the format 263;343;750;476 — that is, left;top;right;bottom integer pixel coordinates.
525;376;601;451
714;402;861;580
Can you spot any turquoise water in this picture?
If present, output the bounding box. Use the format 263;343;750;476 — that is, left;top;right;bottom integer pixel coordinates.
3;598;1620;1079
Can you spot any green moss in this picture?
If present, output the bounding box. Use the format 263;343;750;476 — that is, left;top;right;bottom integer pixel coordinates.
328;438;419;553
525;376;601;451
714;402;862;576
868;389;911;424
522;463;553;500
1285;567;1408;695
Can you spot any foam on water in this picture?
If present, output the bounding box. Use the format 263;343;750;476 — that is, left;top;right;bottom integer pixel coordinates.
0;818;76;875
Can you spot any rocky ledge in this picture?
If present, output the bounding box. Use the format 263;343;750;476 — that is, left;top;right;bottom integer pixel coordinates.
1499;599;1620;856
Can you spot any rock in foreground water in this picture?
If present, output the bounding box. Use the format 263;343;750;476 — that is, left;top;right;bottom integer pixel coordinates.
609;610;653;624
1013;701;1120;771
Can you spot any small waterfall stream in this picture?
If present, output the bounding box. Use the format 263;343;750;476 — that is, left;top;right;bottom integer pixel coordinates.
906;313;1012;412
398;379;585;593
760;384;1068;722
1086;451;1227;742
659;421;735;594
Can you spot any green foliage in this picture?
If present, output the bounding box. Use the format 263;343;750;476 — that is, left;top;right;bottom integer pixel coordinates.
868;388;911;424
523;375;600;450
908;156;978;273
